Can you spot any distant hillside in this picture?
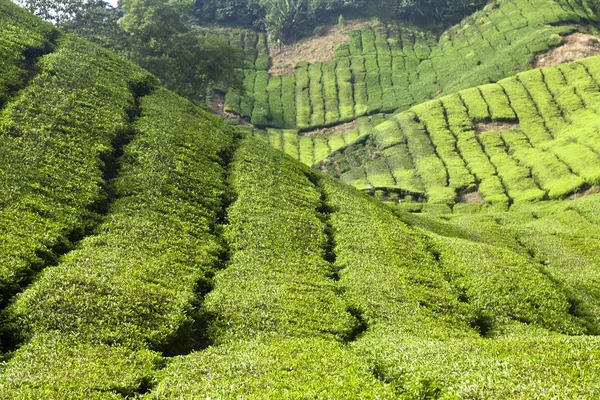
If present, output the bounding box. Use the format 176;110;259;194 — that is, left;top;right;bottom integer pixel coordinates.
1;0;600;398
222;0;599;130
316;56;600;211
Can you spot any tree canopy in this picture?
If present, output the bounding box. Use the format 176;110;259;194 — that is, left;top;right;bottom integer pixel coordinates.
194;0;487;44
16;0;246;104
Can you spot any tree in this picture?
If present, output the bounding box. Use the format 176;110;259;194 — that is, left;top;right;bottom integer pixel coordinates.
118;0;246;103
261;0;308;44
61;1;127;51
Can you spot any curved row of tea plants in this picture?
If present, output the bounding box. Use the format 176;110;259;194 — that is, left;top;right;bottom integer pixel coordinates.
1;87;238;398
0;0;58;107
0;33;155;313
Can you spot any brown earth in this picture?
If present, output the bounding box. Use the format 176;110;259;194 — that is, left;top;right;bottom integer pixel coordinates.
534;33;600;68
208;92;248;121
269;20;368;76
474;121;521;134
299;121;357;136
208;92;226;115
457;190;486;204
569;185;600;199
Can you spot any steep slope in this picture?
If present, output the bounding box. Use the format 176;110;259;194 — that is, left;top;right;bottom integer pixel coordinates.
0;0;58;108
1;1;600;398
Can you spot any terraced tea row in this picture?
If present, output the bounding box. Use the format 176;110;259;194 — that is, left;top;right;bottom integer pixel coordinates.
224;0;598;130
0;34;156;312
318;55;600;210
235;113;391;165
2;87;238;397
0;1;58;107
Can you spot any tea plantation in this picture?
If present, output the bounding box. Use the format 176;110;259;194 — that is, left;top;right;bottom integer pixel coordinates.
1;0;600;398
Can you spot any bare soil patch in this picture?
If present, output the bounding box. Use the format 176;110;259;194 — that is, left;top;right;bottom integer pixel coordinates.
208;92;226;115
534;33;600;68
474;121;521;134
569;185;600;199
208;92;247;121
269;20;368;76
299;121;357;136
458;190;486;204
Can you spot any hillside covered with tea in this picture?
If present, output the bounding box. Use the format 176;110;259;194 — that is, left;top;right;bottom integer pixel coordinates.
1;0;600;398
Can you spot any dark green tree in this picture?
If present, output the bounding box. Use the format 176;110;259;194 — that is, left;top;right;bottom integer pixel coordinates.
118;0;246;103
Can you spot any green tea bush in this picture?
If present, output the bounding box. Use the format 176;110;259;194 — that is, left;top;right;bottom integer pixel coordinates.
397;112;455;204
255;32;270;70
295;62;311;129
364;55;383;113
1;333;162;399
0;0;57;107
239;69;256;117
322;60;340;125
8;89;235;349
384;145;425;194
151;337;392;398
478;132;546;203
314;136;331;162
348;30;362;56
299;136;315;165
335;57;355;121
281;73;297;128
350;56;369;115
361;26;377;55
479;83;516;121
518;70;566;133
500;77;553;145
203;138;356;343
366;158;395;187
308;62;325;127
242;31;258;64
251;70;270;126
266;75;284;127
267;128;283;151
327;132;346;152
413;101;475;191
0;35;157;313
223;69;243;114
282;129;300;159
459;87;490;121
503;132;585;198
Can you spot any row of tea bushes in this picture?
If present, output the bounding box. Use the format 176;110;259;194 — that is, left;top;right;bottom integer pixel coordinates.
0;35;156;311
2;88;238;397
0;0;58;107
